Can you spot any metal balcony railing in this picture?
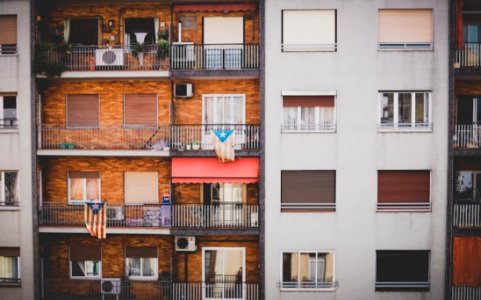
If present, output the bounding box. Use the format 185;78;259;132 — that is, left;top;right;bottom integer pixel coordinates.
42;280;259;300
41;45;166;71
0;118;18;129
39;203;259;229
170;124;259;151
454;124;481;148
171;44;259;70
38;125;170;150
452;286;481;300
453;203;481;228
455;43;481;68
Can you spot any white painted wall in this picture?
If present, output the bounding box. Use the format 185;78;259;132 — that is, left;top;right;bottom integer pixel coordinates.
0;0;34;299
264;0;449;299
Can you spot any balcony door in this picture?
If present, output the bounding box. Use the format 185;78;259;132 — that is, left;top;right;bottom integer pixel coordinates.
202;94;245;149
458;97;481;146
203;247;245;300
455;171;481;203
203;183;245;226
203;17;244;69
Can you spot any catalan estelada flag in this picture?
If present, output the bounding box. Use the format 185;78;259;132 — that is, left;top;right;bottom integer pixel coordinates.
84;201;107;239
212;129;235;162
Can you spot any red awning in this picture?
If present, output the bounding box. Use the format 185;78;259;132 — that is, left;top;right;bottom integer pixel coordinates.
172;157;259;183
174;3;257;13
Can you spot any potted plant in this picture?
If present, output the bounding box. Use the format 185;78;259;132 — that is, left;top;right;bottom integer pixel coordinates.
156;39;169;70
131;42;147;67
186;141;192;151
34;42;71;77
191;140;200;150
59;140;68;149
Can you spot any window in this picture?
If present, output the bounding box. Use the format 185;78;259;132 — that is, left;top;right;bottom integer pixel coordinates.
203;17;244;69
376;250;430;290
379;9;433;49
0;94;16;129
68;172;100;203
457;96;481;124
0;15;17;54
377;170;431;210
66;94;99;128
379;91;431;130
124;18;157;47
64;18;99;45
0;171;18;206
69;246;101;279
124;94;158;126
455;171;481;203
282;10;336;51
203;183;246;226
0;247;20;285
125;247;158;280
124;172;158;204
282;94;336;132
281;251;335;290
281;171;335;212
203;95;245;124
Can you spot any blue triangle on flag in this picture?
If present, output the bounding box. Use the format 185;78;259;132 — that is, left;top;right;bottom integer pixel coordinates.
213;129;234;143
87;201;103;214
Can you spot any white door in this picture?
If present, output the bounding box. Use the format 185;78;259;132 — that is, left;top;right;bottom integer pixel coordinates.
202;95;246;149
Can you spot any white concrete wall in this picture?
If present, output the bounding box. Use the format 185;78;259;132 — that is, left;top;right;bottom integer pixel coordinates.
264;0;449;299
0;0;34;299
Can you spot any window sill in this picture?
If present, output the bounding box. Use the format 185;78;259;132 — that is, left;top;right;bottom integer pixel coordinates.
127;276;159;281
0;53;18;57
0;206;20;211
378;46;433;52
377;204;431;212
70;277;101;280
0;282;21;287
282;129;336;134
280;287;336;292
0;129;19;134
378;127;432;133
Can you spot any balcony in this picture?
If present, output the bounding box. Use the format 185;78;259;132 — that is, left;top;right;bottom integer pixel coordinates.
42;279;259;300
451;286;481;300
0;118;17;129
454;124;481;149
453;203;481;228
455;43;481;69
39;203;259;229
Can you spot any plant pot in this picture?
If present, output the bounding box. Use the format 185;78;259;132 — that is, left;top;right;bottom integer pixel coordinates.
192;144;200;151
59;142;68;149
163;147;170;151
67;143;76;149
160;58;169;70
186;144;192;151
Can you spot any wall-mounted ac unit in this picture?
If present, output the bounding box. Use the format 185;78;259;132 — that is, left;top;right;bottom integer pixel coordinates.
101;278;121;295
95;49;124;66
174;83;193;98
106;207;124;221
175;236;196;252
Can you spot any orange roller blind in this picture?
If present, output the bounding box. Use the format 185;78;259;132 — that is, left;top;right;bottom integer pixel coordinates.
453;237;481;286
124;94;157;126
379;9;433;43
0;15;17;44
378;170;430;203
66;94;99;127
283;96;335;108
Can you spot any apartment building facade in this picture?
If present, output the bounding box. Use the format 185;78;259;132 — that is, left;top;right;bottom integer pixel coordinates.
449;0;481;299
0;0;36;299
34;0;261;299
264;0;448;299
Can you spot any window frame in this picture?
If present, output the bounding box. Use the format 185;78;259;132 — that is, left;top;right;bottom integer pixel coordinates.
65;17;101;46
67;172;101;204
378;91;432;132
0;253;21;285
123;94;159;127
0;15;18;55
281;9;337;52
0;94;17;129
69;259;102;279
455;171;481;203
280;250;336;291
0;170;19;207
375;250;430;291
65;94;100;129
125;256;159;280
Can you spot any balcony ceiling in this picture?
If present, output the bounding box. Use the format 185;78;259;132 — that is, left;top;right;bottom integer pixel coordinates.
464;0;481;11
37;0;171;5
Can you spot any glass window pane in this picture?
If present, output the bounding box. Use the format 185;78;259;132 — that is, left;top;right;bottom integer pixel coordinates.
300;107;316;130
282;252;298;287
86;178;99;200
381;93;394;126
299;253;315;287
71;261;86;277
476;173;481;202
319;107;334;128
3;96;16;119
142;258;156;277
70;178;85;201
85;260;99;277
455;171;474;202
4;172;17;205
415;93;429;125
127;258;141;276
283;107;298;130
0;256;18;279
398;93;412;126
204;97;214;124
204;250;222;282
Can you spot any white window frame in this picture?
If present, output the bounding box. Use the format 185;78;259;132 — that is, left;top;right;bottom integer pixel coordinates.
280;250;335;291
67;172;101;204
201;94;246;125
0;95;17;130
0;255;21;283
125;256;158;281
69;246;102;280
378;91;432;132
0;170;18;206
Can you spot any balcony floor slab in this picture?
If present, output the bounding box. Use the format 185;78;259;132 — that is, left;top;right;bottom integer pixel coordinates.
37;149;170;157
39;226;171;235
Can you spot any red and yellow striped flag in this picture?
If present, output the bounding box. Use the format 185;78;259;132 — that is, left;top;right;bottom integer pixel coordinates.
84;201;107;239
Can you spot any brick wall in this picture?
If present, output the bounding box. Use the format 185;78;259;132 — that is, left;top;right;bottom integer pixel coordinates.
41;156;171;204
173;79;260;124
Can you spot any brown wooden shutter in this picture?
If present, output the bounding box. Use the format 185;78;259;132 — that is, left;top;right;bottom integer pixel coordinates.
70;246;101;261
0;247;20;257
281;171;335;204
379;10;433;43
125;247;157;258
124;94;157;125
378;170;430;203
283;96;335;108
68;172;100;179
0;15;17;44
66;94;99;127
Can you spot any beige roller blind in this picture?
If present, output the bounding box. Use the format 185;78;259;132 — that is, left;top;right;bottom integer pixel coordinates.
0;15;17;44
204;17;243;44
283;10;335;50
379;9;433;43
66;94;99;127
124;94;157;126
124;172;159;204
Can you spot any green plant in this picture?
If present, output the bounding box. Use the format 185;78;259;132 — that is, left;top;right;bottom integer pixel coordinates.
156;39;169;59
131;42;147;58
33;42;71;77
191;139;199;146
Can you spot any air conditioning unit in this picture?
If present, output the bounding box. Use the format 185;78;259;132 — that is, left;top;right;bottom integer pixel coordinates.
95;48;124;66
174;83;193;98
106;207;124;221
175;236;196;252
101;278;121;295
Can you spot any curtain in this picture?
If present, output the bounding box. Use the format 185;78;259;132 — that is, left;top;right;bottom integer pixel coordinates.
154;18;160;43
70;178;84;201
456;0;464;49
453;236;481;286
86;178;99;200
0;256;18;279
64;19;70;43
